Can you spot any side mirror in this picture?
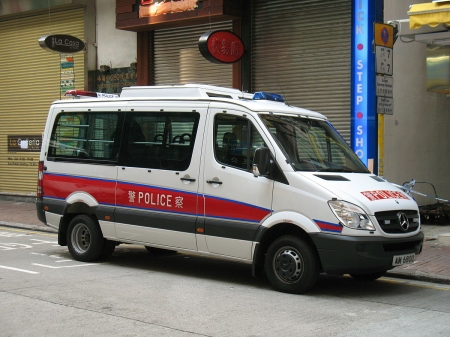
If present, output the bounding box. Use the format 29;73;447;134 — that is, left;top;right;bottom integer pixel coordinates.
252;147;271;177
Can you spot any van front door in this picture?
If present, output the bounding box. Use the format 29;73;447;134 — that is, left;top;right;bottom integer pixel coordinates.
201;108;274;260
115;104;207;251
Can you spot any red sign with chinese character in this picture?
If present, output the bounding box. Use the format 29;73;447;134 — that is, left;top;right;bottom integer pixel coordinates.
198;30;245;64
361;190;410;201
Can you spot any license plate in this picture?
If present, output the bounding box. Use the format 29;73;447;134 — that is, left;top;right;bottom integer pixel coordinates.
392;253;415;266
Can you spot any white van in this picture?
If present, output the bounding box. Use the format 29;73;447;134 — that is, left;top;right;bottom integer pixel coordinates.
36;84;423;293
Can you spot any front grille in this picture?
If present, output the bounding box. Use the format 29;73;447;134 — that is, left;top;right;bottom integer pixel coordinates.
375;210;420;234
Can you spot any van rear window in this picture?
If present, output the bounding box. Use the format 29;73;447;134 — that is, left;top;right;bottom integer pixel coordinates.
48;112;121;162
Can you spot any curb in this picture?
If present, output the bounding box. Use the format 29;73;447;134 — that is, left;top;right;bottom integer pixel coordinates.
0;221;57;234
386;269;450;285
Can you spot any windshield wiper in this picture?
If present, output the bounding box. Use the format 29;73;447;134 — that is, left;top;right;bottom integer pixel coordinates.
316;167;355;173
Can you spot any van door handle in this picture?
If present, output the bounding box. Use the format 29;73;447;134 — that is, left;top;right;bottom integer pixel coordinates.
180;177;196;182
206;180;223;185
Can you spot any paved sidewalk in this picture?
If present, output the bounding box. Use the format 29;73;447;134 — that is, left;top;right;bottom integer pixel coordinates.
1;199;449;284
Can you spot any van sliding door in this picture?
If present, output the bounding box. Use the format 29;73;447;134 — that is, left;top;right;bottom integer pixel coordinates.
114;103;207;251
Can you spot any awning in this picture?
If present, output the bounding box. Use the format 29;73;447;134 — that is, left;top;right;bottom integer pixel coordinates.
408;2;450;29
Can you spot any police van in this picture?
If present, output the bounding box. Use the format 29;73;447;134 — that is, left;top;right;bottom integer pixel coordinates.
36;84;424;293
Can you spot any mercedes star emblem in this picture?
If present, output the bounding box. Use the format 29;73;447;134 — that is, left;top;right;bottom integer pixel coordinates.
397;212;410;231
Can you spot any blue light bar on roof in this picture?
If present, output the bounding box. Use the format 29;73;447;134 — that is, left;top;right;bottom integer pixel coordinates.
252;92;285;102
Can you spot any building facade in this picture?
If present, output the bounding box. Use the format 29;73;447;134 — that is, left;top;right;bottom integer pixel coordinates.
0;0;448;206
0;0;94;197
384;0;450;205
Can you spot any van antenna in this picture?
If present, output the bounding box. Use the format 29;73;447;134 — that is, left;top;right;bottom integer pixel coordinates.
240;85;246;99
277;82;289;106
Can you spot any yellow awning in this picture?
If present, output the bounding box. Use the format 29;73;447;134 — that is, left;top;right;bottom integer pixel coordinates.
408;2;450;29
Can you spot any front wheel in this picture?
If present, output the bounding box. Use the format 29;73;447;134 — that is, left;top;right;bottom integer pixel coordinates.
67;214;105;262
265;235;320;294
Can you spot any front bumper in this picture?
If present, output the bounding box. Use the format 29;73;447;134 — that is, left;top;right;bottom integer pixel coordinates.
310;231;424;275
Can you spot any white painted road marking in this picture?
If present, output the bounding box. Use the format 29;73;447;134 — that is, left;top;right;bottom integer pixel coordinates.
0;243;33;250
0;264;39;274
0;232;30;237
30;239;57;245
32;263;96;269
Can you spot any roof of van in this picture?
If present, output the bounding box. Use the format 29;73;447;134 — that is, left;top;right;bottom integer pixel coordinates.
58;84;326;119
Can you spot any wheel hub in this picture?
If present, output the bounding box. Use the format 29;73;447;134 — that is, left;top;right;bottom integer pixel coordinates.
274;248;303;283
72;223;91;253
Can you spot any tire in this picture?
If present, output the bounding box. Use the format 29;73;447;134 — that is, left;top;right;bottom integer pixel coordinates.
264;235;320;294
99;240;116;260
67;214;105;262
350;271;386;281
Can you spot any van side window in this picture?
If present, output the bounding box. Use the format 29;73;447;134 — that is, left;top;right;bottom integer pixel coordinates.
120;112;199;171
48;112;121;162
214;114;265;171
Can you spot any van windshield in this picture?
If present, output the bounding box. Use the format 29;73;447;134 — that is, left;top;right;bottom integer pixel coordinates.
260;115;369;173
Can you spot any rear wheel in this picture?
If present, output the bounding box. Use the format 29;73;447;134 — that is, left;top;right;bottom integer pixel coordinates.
349;271;386;281
100;240;116;260
265;235;320;294
67;215;105;262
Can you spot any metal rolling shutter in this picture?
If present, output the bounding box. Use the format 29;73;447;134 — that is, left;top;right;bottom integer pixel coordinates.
0;9;85;195
154;22;233;87
252;0;352;142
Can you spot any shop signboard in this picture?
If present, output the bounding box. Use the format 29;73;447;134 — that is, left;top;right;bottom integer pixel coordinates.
351;0;376;169
91;67;137;94
198;30;244;64
117;1;243;32
139;0;199;17
38;34;85;54
7;135;41;152
61;54;75;95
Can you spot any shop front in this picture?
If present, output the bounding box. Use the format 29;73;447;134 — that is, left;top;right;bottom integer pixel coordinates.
382;0;450;204
0;0;93;198
0;0;386;197
117;0;382;166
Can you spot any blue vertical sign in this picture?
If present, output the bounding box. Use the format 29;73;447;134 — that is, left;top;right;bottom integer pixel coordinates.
351;0;377;172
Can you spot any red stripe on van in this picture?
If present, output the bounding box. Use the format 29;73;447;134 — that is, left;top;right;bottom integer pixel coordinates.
43;173;115;205
204;196;271;223
314;220;343;233
43;173;271;222
116;182;197;215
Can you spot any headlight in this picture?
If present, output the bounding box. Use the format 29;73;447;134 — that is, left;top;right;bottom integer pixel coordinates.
328;200;375;231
